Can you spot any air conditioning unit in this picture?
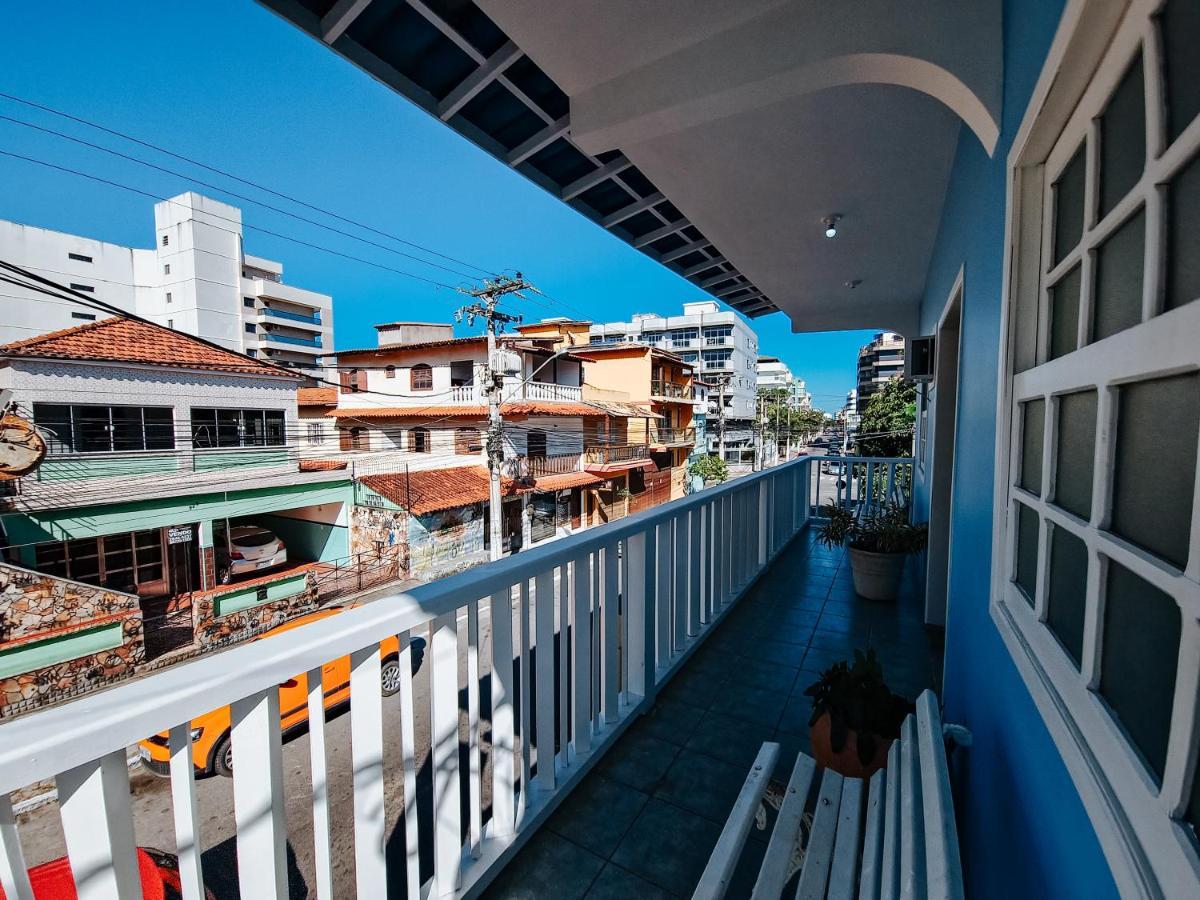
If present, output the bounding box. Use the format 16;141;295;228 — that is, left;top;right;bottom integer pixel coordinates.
906;335;936;382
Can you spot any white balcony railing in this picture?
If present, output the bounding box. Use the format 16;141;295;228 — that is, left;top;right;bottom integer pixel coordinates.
449;384;481;403
0;457;816;900
510;381;583;403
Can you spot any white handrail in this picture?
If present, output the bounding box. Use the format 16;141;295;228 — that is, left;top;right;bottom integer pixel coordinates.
0;455;832;898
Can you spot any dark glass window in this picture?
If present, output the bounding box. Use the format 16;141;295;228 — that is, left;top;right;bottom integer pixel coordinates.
35;529;165;594
1161;0;1200;144
1099;561;1181;781
1048;265;1082;360
1046;525;1088;668
1020;399;1045;495
190;408;287;448
1015;502;1040;605
1166;149;1200;312
526;429;547;459
1054;390;1096;520
32;404;176;453
409;427;430;453
1098;54;1145;218
1053;144;1086;264
1092;208;1145;342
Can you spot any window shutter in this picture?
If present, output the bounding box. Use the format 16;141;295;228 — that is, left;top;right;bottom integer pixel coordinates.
356;369;368;392
340;370;353;394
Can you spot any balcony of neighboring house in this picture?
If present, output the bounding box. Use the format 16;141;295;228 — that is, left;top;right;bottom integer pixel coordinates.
0;456;945;900
505;451;584;479
650;425;697;448
650;380;695;402
257;305;323;331
503;378;583;404
260;328;323;352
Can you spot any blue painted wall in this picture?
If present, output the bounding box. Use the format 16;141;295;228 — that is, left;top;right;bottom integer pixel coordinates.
919;1;1119;897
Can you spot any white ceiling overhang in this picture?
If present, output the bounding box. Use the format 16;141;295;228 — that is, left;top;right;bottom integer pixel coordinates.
259;0;1003;335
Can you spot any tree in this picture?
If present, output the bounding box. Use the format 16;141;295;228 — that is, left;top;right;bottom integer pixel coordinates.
856;377;917;458
689;454;729;484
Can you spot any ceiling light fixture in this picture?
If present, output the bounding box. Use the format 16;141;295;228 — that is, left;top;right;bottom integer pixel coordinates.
822;215;842;238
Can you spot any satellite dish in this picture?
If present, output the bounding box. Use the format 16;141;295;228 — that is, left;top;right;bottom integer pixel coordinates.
0;410;47;477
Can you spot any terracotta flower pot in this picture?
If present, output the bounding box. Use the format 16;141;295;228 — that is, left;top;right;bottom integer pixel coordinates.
848;547;905;601
809;711;893;779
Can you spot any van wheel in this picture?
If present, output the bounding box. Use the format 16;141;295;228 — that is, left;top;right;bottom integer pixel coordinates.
211;732;234;777
381;656;402;697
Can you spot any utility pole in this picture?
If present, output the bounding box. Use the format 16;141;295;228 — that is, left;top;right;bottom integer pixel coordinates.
457;273;531;561
715;375;729;462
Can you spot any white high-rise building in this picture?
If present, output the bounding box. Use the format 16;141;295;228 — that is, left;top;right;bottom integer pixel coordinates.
0;192;333;377
589;300;758;458
756;355;813;410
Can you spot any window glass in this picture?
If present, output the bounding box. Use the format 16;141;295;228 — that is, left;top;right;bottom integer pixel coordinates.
1046;525;1088;668
1162;0;1200;144
1092;208;1145;342
32;405;175;453
143;408;175;450
1020;399;1045;495
1099;53;1146;218
1054;390;1096;519
1048;264;1082;360
1099;561;1181;781
32;404;73;452
410;427;430;453
1053;144;1086;264
1111;373;1199;569
411;364;433;391
1015;502;1040;605
109;406;144;451
192;409;287;449
1166;150;1200;312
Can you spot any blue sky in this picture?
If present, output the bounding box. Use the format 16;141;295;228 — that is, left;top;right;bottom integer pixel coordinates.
0;0;875;411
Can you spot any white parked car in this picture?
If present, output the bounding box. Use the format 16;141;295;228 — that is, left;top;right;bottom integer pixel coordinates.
223;525;287;582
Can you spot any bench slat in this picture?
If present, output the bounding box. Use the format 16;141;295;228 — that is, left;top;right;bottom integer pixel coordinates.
879;740;901;900
751;753;817;900
828;775;866;900
916;691;965;900
857;768;886;899
693;742;780;900
899;715;926;900
795;770;844;900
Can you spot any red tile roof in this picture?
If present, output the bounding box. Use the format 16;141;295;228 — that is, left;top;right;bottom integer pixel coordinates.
362;466;601;515
336;337;486;357
297;387;338;406
0;317;296;378
330;401;612;419
298;458;348;472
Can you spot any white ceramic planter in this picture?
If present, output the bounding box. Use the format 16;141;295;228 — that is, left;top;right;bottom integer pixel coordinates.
848;547;905;601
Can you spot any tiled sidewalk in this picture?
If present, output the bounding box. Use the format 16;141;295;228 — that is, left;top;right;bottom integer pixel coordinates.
484;529;942;899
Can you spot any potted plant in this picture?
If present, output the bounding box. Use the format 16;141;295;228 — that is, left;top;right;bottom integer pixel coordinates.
816;501;927;601
804;649;914;779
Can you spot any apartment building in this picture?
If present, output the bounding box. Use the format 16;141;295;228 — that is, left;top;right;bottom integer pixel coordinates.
589;300;758;459
327;322;644;574
0;317;354;715
756;355;813;409
855;331;906;406
0;192;334;378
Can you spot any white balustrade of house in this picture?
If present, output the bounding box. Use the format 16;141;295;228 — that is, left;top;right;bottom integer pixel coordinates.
0;457;820;900
807;455;916;517
448;384;481;403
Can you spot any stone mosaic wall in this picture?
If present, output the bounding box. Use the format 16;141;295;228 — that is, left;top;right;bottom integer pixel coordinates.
0;564;144;717
190;570;320;649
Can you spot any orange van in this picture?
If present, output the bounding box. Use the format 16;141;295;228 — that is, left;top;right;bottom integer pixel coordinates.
139;607;402;777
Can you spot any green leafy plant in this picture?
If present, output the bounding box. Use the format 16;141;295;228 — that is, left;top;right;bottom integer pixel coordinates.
816;502;928;555
804;649;914;765
688;454;729;484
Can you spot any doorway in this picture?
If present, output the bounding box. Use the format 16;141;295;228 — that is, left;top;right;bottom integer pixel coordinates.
924;276;963;627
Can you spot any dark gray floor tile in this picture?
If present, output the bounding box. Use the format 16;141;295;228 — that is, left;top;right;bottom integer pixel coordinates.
726;657;800;693
655;748;748;823
546;773;650;857
583;864;675;900
709;683;789;728
755;639;808;667
611;799;721;896
633;699;706;747
777;694;815;736
597;730;680;793
685;710;776;769
484;830;605;900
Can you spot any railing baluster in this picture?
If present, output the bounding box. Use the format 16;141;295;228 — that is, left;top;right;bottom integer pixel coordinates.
571;553;592;755
350;644;388;893
168;723;206;900
430;611;462;897
557;568;571;772
673;515;688;650
601;544;620;723
230;689;288;900
758;480;769;568
535;569;558;789
491;589;516;837
466;602;483;855
0;793;32;900
519;580;532;816
688;508;702;636
398;630;421;900
625;528;654;703
305;666;334;899
655;521;672;671
57;751;141;900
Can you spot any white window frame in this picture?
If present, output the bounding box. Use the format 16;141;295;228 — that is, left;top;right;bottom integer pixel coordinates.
991;1;1200;895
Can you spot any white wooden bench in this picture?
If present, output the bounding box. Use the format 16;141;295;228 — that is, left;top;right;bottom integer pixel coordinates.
694;690;965;900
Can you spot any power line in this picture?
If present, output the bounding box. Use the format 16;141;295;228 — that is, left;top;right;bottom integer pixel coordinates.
0;90;500;279
0;152;463;293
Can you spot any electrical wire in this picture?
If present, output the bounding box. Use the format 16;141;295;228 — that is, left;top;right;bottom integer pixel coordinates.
0;90;500;279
